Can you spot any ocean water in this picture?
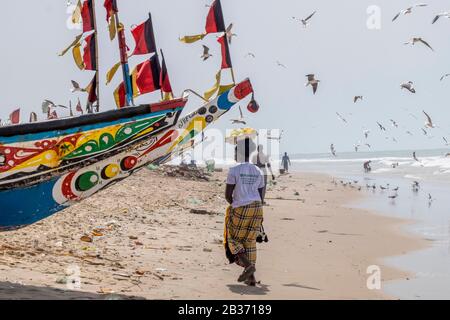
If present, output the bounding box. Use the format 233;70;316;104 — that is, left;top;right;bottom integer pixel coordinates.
288;148;450;299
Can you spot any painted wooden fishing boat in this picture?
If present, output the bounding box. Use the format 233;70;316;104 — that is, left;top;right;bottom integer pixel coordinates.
0;0;258;230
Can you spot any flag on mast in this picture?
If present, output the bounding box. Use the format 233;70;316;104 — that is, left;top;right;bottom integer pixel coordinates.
131;15;157;56
9;109;20;124
179;0;226;43
131;55;161;98
81;0;95;33
160;50;173;101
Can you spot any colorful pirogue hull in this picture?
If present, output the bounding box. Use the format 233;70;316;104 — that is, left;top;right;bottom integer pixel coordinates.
0;79;253;230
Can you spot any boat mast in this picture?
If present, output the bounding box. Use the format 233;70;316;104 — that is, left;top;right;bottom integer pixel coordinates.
91;0;100;112
113;0;134;106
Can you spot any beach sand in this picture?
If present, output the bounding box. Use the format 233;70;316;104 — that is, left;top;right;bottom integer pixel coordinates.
0;167;426;300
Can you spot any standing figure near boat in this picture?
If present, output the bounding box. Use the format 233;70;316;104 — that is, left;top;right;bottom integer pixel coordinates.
281;152;291;173
252;144;275;204
224;138;264;286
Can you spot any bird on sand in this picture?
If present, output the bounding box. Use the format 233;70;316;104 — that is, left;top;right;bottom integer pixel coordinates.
404;37;434;51
354;96;363;103
201;45;212;61
377;122;386;131
230;106;246;125
401;81;416;93
293;11;316;28
305;74;320;94
423;110;435;128
392;4;428;22
225;23;237;44
440;73;450;81
432;12;450;24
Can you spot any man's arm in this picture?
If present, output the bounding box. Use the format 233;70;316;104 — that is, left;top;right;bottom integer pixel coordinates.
225;184;235;205
267;162;275;180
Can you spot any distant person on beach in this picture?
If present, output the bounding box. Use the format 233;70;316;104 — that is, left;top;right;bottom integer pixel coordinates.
281;152;291;173
363;160;372;173
225;138;264;287
252;145;276;204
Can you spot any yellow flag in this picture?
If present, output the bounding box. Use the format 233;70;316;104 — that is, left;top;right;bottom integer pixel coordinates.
108;14;117;41
72;43;85;70
131;66;140;98
59;34;83;57
71;0;82;24
218;84;235;95
106;61;121;85
204;70;222;101
179;34;207;44
162;92;174;102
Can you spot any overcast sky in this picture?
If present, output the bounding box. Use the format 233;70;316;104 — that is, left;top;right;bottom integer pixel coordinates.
1;0;449;154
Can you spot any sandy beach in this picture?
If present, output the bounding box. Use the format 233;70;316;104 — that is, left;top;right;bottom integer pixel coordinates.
0;167;426;300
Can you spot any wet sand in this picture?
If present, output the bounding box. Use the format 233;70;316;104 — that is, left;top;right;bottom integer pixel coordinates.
0;168;426;299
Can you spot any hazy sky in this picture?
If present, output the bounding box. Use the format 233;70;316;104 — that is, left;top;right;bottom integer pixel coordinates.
1;0;450;154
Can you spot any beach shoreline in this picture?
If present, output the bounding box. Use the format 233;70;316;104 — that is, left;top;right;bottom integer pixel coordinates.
0;168;426;300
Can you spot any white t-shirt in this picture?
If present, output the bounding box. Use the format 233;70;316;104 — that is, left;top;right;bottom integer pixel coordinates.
226;162;265;208
251;152;271;175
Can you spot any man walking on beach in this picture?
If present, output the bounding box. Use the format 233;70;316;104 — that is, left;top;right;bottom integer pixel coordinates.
225;138;264;286
282;152;291;173
252;144;275;203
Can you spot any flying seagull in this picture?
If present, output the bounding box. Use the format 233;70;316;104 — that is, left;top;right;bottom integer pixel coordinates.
225;23;237;44
336;112;347;124
201;45;212;61
440;74;450;81
432;12;450;24
70;80;86;93
245;52;256;58
443;137;449;145
364;130;370;139
276;61;287;68
377;122;386;131
42;100;68;114
354;96;363;103
404;37;434;51
422;128;428;136
392;4;428;22
330;144;337;157
293;11;317;28
390;119;399;128
305;74;320;94
401;81;416;93
231;106;246;125
423;110;435;128
413;151;419;161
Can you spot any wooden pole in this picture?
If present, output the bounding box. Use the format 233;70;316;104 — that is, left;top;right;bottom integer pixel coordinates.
91;0;100;112
113;0;134;107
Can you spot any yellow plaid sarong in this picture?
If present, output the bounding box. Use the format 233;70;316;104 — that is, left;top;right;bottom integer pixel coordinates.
224;202;263;266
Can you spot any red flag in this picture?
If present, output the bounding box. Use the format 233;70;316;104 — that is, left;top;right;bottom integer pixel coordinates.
81;0;95;33
9;108;20;124
83;33;97;71
47;110;58;120
104;0;118;21
76;98;84;114
217;34;232;69
87;73;98;104
131;14;157;56
114;82;127;108
205;0;226;34
131;55;161;97
160;50;173;99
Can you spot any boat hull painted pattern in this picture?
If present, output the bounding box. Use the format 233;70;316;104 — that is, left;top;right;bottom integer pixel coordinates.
0;79;253;230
